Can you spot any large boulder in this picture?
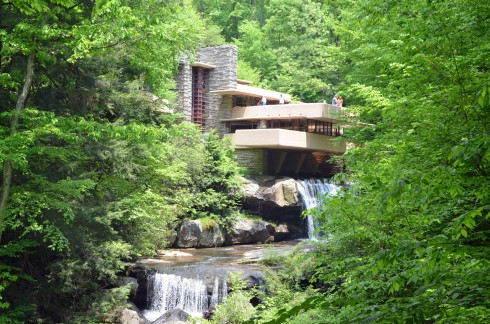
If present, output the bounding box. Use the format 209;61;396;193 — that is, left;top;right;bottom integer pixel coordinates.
117;303;147;324
231;218;274;244
176;220;201;248
151;308;190;324
199;224;226;247
118;308;146;324
240;176;305;233
273;224;290;241
241;176;300;208
175;220;226;248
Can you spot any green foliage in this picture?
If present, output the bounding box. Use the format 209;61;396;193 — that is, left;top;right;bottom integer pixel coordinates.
0;1;239;321
212;272;256;324
236;0;490;322
200;0;342;102
235;20;278;82
198;217;219;230
193;0;268;42
69;285;131;324
259;247;282;267
257;0;490;322
237;60;263;87
0;105;242;320
248;244;319;323
199;19;227;47
213;292;256;324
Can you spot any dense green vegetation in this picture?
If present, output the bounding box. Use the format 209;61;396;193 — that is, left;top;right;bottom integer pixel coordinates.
198;0;490;323
0;1;240;322
1;0;489;322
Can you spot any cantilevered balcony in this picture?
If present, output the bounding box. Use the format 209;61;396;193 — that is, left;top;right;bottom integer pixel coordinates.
222;103;342;123
221;102;346;154
225;129;346;154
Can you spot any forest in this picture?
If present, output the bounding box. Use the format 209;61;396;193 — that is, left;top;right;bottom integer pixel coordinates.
1;0;489;323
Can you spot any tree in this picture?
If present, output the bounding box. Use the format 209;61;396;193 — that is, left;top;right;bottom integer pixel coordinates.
193;0;269;41
251;0;489;322
287;0;489;322
0;0;218;321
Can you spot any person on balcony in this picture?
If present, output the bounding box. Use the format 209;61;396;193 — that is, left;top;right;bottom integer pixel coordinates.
279;94;285;104
261;96;267;106
332;95;338;105
337;96;343;107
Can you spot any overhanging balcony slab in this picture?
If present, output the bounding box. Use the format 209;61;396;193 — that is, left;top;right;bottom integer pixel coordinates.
211;84;292;102
226;129;346;154
222;103;342;123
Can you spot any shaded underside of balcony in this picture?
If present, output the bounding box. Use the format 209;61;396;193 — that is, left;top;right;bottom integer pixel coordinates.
267;149;341;177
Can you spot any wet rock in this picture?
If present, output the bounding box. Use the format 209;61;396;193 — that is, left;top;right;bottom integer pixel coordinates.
118;303;147;324
176;220;201;248
203;306;216;320
231;218;273;244
199;224;226;247
156;250;193;257
241;176;300;208
130;267;155;310
273;224;290;241
175;220;227;248
151;308;190;324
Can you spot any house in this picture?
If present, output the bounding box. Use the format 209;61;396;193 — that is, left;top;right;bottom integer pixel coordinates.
175;45;345;177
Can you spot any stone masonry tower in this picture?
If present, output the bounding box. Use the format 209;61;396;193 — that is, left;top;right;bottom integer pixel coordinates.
175;45;238;134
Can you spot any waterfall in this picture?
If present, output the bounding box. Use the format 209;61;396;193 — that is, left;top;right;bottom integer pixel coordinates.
143;272;228;322
210;277;220;307
296;179;340;239
210;276;228;308
221;278;228;302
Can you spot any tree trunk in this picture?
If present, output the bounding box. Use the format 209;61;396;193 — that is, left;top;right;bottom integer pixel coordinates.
0;51;36;243
260;0;265;27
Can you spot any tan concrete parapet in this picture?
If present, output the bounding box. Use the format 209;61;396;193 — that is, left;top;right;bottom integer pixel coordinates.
225;129;346;154
211;84;292;102
222;103;342;123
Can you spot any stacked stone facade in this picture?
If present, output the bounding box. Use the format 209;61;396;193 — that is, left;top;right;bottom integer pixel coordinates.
235;149;266;175
175;63;192;121
175;45;237;134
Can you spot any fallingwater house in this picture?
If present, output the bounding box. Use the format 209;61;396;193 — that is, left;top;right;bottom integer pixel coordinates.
135;46;348;322
175;45;346;177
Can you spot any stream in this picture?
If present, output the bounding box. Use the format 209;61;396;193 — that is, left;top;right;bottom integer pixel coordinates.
136;179;340;322
138;240;305;321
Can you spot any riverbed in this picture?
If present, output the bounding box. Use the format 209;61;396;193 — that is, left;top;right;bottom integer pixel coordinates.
137;239;305;269
136;240;309;321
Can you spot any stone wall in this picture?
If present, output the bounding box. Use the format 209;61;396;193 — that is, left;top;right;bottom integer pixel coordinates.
196;45;237;134
175;63;192;120
235;149;265;175
175;46;238;134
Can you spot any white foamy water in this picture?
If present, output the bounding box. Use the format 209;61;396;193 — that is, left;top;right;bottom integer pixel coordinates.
296;179;340;239
143;273;228;322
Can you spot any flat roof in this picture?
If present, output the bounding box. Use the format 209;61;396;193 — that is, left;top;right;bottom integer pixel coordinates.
221;116;308;122
211;84;292;102
191;62;216;69
237;79;252;85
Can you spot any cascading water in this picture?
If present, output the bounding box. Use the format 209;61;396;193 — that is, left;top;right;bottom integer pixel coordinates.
210;277;220;307
296;179;340;239
143;272;228;322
